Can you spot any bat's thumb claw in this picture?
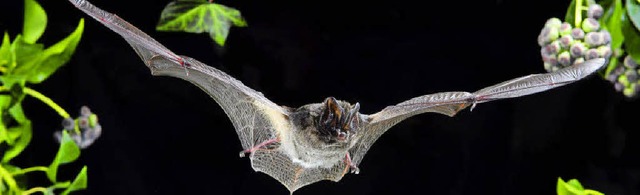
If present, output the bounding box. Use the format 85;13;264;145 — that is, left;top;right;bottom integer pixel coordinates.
239;151;247;158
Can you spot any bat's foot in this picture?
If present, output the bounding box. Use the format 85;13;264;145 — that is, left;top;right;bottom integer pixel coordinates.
345;152;360;174
350;165;360;174
239;138;279;158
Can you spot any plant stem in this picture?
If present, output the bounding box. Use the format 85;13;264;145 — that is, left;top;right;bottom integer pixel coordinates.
23;88;70;119
11;166;48;176
22;187;48;195
575;0;583;28
0;164;20;194
23;88;81;134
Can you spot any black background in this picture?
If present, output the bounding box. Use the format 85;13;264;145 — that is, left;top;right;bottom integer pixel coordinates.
1;0;640;194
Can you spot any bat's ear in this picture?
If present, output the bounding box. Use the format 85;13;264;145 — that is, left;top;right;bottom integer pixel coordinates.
350;102;360;114
323;97;344;118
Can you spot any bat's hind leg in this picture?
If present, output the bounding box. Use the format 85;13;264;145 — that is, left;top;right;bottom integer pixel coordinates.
239;138;280;158
345;152;360;174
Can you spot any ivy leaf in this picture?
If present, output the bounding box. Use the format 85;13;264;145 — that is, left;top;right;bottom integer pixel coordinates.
47;131;81;182
11;19;84;84
603;0;625;49
0;32;11;67
61;166;88;195
557;177;585;195
156;0;247;46
22;0;47;44
10;35;44;74
622;11;640;63
1;120;32;163
627;0;640;30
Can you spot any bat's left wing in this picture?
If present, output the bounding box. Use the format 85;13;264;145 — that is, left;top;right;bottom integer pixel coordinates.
349;58;606;167
67;0;290;159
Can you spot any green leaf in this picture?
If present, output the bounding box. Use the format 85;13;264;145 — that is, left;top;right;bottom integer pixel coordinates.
565;0;577;26
22;0;47;44
11;19;84;84
61;166;88;195
622;12;640;63
0;32;11;67
567;179;585;190
603;0;625;49
8;103;27;124
156;1;247;46
47;131;81;182
2;120;32;163
10;35;44;73
557;177;586;195
627;0;640;30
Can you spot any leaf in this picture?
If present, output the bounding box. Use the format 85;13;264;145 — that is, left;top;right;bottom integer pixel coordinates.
565;0;577;26
11;19;84;84
1;120;32;163
603;0;625;49
0;32;11;67
156;1;247;46
47;131;81;182
622;12;640;63
61;166;88;195
22;0;47;44
567;179;585;190
557;177;586;195
10;35;44;73
627;0;640;30
8;103;27;124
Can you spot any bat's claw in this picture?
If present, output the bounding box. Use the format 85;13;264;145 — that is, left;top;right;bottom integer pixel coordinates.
239;151;247;158
350;165;360;174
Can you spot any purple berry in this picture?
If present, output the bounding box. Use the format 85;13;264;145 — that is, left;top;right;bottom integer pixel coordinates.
588;4;604;19
571;28;585;40
585;48;599;60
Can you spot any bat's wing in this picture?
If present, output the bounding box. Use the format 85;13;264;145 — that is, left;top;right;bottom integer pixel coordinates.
349;58;606;167
68;0;289;155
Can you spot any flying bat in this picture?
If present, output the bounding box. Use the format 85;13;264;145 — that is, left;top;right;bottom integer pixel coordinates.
67;0;606;193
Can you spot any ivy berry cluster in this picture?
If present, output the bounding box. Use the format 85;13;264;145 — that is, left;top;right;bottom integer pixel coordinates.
538;4;612;72
607;55;640;97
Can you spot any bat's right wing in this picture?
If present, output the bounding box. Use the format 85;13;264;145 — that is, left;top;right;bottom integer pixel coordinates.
349;58;606;167
67;0;289;152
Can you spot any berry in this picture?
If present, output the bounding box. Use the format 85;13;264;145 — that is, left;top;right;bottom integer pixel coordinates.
545;18;562;28
624;55;638;69
570;42;587;57
582;18;600;33
559;22;572;36
597;46;612;58
585;48;599;60
571;28;585;40
538;27;560;46
559;35;574;49
573;57;585;65
546;40;562;54
588;4;604;19
585;32;604;47
558;51;572;66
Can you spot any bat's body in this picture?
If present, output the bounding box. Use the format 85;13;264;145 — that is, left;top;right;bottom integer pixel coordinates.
67;0;607;193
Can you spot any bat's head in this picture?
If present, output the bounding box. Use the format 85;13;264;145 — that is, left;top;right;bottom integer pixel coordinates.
317;97;361;143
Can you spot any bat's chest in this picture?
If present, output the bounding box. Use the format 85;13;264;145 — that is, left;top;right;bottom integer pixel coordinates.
284;131;349;169
291;145;346;169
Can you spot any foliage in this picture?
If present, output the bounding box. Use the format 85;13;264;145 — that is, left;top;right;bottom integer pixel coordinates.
557;177;604;195
156;0;247;46
0;0;93;194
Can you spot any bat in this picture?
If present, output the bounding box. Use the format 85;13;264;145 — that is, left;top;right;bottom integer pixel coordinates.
67;0;606;193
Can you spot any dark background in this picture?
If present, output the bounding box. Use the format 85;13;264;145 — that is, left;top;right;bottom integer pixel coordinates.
1;0;639;194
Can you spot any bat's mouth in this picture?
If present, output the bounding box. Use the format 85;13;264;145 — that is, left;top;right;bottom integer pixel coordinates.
317;97;360;142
